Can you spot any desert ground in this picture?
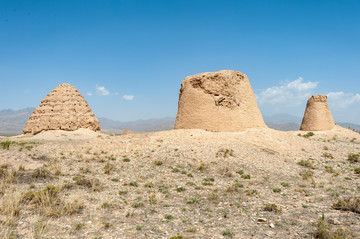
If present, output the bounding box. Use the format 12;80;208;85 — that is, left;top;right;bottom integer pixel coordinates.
0;126;359;239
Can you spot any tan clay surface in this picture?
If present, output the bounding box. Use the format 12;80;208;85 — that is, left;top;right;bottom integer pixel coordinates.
174;70;266;131
300;95;335;131
23;84;100;135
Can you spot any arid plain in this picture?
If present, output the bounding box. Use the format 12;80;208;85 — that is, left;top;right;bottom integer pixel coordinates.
0;125;359;238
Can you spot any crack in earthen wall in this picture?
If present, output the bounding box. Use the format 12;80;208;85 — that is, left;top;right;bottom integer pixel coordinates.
189;76;240;109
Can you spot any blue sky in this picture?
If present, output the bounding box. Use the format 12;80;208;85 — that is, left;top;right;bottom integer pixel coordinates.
0;0;359;123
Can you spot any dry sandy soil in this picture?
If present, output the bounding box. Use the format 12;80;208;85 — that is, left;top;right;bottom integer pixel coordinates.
0;126;359;239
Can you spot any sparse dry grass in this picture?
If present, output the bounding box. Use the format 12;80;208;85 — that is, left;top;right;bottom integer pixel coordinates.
0;126;359;238
0;190;21;226
314;220;353;239
20;185;84;217
332;197;360;213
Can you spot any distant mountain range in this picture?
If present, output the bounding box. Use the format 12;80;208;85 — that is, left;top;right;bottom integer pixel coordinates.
0;108;359;134
0;108;35;134
98;117;175;134
0;108;175;134
263;114;302;131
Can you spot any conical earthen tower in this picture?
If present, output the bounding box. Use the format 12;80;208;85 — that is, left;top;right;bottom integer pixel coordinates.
23;83;100;135
300;95;335;131
174;70;266;131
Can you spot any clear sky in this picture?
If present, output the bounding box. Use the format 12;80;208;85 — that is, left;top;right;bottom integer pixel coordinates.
1;0;359;123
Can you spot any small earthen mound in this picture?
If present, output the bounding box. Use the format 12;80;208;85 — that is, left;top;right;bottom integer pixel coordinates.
23;84;100;135
174;70;266;131
300;95;335;131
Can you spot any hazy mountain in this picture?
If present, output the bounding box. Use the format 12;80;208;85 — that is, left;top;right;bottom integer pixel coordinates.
264;114;360;132
263;114;302;131
337;123;360;132
263;114;302;124
98;117;175;133
0;108;359;134
265;121;301;131
0;108;34;134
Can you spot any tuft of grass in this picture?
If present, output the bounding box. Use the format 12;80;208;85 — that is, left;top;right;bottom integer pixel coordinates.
297;159;314;169
1;140;12;150
222;229;235;238
132;202;144;208
74;222;85;230
0;168;6;178
148;194;157;204
348;153;359;163
322;152;334;159
300;169;314;180
354;168;360;175
158;185;169;194
172;168;180;173
1;163;9;169
197;163;205;171
0;191;21;226
245;189;258;196
202;177;215;186
73;176;101;191
236;170;244;175
144;182;154;188
154;160;163;166
21;186;83;217
123;158;131;162
33;219;50;239
264;203;281;213
164;214;173;220
186;198;198;204
129;181;138;187
273;188;281;193
324;166;335;174
169;236;188;239
33;155;50;161
0;168;18;184
234;182;244;188
104;162;115;174
32;168;51;179
176;186;186;192
226;184;238;193
119;190;128;195
302;132;315;138
332;197;360;213
280;182;290;187
216;148;234;158
63;198;84;215
102;220;111;228
314;220;353;239
241;174;251;179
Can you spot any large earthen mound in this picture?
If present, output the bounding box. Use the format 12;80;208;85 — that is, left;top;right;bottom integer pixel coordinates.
174;70;266;131
300;95;335;131
23;83;100;135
